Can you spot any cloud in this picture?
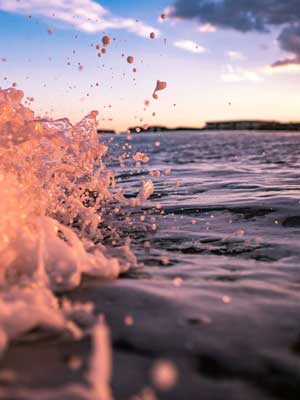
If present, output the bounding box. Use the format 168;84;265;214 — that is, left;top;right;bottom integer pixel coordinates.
265;61;300;74
271;57;300;68
170;0;300;32
0;0;159;38
227;51;245;61
275;23;300;64
174;40;207;53
169;0;300;68
221;65;261;83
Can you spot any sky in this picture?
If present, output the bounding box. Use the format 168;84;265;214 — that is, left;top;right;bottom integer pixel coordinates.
1;0;300;131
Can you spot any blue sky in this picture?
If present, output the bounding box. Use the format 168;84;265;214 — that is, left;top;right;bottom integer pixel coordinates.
1;0;300;131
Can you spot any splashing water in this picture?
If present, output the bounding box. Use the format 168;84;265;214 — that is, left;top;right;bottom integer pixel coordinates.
127;56;134;64
0;87;153;359
152;80;167;99
102;36;111;46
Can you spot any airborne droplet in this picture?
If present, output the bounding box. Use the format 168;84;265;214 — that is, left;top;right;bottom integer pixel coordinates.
127;56;134;64
102;36;111;46
153;80;167;99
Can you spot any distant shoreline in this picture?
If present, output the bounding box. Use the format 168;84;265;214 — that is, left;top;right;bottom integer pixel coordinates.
98;120;300;134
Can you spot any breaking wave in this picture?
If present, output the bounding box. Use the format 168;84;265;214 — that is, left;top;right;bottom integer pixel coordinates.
0;87;154;399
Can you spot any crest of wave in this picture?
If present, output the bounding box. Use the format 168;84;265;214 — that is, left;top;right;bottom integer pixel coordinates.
0;87;153;360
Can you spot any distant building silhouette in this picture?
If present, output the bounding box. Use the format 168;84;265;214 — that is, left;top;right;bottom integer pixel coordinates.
204;120;300;131
98;121;300;134
97;129;115;134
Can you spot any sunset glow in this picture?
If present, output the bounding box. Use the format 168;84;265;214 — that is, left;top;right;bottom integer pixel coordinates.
1;0;300;131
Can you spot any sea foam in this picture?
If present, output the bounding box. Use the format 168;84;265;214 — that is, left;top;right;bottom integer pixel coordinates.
0;87;153;392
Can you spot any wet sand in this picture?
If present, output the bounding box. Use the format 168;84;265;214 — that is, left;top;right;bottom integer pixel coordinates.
1;275;299;399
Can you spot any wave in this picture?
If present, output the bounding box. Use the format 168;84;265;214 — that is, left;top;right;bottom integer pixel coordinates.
0;87;155;399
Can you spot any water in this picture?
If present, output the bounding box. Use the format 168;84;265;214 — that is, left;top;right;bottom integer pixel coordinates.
1;129;300;399
100;130;300;399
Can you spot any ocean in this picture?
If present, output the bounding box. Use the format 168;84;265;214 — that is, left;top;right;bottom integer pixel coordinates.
1;129;300;400
102;129;300;399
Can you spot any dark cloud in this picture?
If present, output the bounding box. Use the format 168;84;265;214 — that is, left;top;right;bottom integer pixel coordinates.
271;24;300;66
170;0;300;66
271;57;300;68
278;24;300;53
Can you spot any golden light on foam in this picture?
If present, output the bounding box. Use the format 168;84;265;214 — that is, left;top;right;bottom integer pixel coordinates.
33;122;44;135
0;87;155;362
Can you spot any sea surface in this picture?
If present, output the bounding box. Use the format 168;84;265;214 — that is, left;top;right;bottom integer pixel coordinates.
2;130;300;400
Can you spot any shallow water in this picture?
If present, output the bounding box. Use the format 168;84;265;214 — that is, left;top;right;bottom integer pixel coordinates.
1;130;300;399
104;130;300;399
